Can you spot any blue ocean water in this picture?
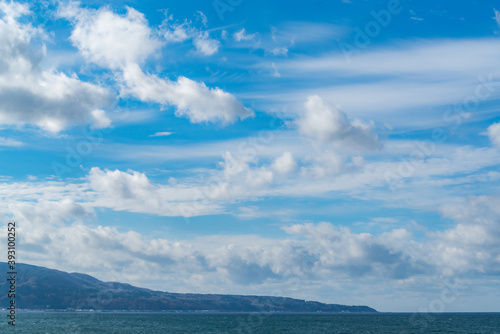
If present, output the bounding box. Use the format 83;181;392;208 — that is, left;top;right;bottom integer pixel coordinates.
0;312;499;333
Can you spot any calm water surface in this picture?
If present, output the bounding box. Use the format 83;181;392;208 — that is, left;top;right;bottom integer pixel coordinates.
0;312;499;333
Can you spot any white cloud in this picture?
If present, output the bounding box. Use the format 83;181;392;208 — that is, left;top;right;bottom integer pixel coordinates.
87;167;220;216
487;122;500;147
193;32;220;56
9;199;95;227
0;0;28;18
233;28;257;42
216;151;274;195
0;1;112;132
272;152;297;174
150;131;173;137
296;95;380;150
59;3;161;69
162;20;189;43
91;109;111;129
121;63;253;124
4;201;429;291
301;149;344;178
433;196;500;276
89;167;157;200
88;167;166;215
6;191;397;282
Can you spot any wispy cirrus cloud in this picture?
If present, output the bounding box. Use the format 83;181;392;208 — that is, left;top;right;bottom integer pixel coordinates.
150;131;173;137
494;9;500;28
161;11;220;55
233;28;258;42
284;39;500;78
250;39;500;127
0;137;23;147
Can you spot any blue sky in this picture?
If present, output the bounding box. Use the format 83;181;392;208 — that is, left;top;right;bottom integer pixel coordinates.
1;0;500;312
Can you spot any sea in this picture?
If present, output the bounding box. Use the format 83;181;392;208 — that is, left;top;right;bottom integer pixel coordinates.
0;312;499;333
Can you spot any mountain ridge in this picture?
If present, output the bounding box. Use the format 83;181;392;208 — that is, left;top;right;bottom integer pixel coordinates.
0;262;377;313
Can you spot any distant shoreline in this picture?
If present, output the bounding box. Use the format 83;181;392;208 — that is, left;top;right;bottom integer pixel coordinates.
0;310;375;314
1;310;499;314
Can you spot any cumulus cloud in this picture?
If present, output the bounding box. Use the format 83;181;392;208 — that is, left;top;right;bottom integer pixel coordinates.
60;3;249;125
222;151;274;189
58;3;161;69
282;222;423;279
88;167;216;217
272;152;297;174
434;196;500;276
121;63;253;124
4;185;413;284
3;199;428;292
84;153;280;218
1;169;500;299
302;149;344;178
296;95;381;150
10;199;95;227
91;109;111;129
69;138;500;219
89;167;157;200
0;1;112;132
192;32;220;56
487;122;500;147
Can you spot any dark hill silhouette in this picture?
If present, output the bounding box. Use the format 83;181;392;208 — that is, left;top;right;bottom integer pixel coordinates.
0;263;376;313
